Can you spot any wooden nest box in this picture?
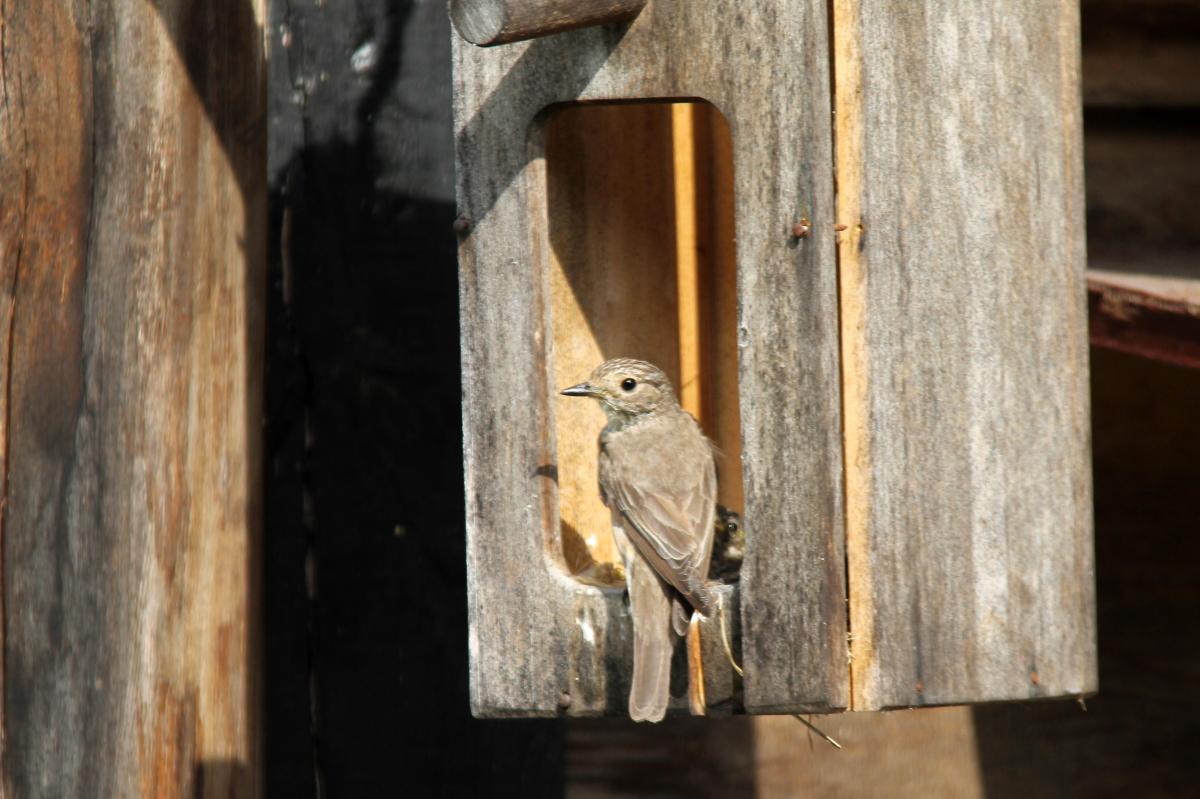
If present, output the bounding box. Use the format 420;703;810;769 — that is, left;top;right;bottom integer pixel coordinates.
453;0;1097;717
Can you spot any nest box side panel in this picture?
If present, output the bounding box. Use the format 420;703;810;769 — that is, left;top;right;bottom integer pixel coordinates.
835;0;1097;709
454;0;846;716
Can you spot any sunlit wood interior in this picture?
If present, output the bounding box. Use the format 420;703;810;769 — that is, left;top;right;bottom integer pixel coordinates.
545;101;742;581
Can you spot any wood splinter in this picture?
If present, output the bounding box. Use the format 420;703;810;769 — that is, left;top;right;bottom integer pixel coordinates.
687;612;706;716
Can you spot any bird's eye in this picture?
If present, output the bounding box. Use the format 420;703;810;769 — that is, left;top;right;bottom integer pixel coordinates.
621;378;637;392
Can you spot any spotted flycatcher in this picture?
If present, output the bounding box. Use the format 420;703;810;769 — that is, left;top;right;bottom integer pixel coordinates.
561;358;717;722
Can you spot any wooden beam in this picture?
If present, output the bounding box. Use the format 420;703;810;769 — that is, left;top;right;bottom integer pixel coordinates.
0;0;266;794
450;0;646;46
1088;271;1200;370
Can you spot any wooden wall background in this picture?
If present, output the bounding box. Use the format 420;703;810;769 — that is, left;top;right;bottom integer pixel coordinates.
0;0;1195;795
1;0;266;795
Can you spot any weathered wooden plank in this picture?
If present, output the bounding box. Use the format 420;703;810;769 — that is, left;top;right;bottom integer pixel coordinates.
450;0;646;46
752;709;986;796
568;708;987;796
1088;264;1200;308
567;717;758;796
835;0;1097;709
456;0;845;716
1087;272;1200;370
0;0;265;794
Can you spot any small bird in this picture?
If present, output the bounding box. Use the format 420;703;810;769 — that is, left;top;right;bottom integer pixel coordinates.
710;505;746;583
561;358;717;722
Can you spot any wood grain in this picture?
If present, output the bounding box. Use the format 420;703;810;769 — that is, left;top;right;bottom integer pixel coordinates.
567;708;987;796
834;0;1097;709
1087;273;1200;369
546;103;681;575
752;708;985;797
456;0;846;716
0;0;266;794
450;0;645;46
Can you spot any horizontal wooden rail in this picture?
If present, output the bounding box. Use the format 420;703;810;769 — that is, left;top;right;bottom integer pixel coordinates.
450;0;646;46
1088;270;1200;370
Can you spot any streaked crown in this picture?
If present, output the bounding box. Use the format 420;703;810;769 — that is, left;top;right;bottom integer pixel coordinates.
561;357;679;421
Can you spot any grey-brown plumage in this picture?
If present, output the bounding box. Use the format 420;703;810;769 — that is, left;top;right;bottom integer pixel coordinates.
561;358;717;722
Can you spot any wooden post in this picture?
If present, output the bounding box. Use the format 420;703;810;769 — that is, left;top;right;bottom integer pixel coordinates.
450;0;646;46
0;0;265;794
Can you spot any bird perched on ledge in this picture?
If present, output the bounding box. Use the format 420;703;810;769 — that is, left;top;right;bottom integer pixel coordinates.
561;358;717;722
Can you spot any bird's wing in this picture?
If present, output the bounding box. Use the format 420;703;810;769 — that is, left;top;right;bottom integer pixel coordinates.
606;457;717;616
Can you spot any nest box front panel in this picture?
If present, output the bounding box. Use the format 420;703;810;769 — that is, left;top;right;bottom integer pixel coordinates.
454;0;846;717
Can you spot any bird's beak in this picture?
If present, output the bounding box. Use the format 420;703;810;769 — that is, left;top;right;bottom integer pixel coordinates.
560;382;599;398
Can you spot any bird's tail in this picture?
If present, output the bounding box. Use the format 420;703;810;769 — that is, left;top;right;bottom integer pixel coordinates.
684;574;715;618
627;554;674;722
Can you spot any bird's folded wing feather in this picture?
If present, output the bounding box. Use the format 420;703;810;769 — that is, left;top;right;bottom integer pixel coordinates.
606;463;716;612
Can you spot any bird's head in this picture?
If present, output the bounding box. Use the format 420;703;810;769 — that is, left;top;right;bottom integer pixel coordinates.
560;358;678;424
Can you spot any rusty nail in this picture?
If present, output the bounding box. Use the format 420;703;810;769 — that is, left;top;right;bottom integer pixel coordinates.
833;223;849;232
791;218;810;238
1030;671;1040;686
558;692;572;709
452;216;473;234
914;681;924;694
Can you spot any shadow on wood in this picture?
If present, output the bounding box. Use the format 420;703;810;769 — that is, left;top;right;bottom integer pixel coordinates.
263;0;566;793
193;761;252;799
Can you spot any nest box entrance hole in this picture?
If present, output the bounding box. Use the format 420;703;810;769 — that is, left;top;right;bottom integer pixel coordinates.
542;101;744;584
